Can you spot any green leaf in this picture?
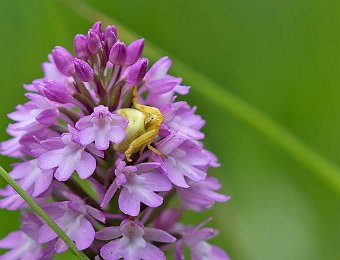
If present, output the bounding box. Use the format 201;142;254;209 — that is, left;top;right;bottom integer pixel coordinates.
0;166;89;260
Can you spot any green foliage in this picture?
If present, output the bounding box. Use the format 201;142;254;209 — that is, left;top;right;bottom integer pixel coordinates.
0;0;339;259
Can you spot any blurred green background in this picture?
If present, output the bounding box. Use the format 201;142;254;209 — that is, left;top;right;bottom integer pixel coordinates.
1;0;340;259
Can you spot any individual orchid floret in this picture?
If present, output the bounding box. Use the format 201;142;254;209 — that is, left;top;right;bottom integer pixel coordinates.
37;80;74;104
0;212;54;260
87;29;102;54
0;185;29;210
8;159;53;197
109;41;127;65
143;56;180;94
103;25;118;50
126;58;148;86
75;105;128;150
7;93;58;132
51;46;74;76
0;128;27;158
154;135;208;188
174;219;229;260
37;202;96;253
74;34;91;60
177;177;230;211
38;127;97;181
163;101;205;140
96;218;176;260
74;58;94;82
125;38;144;65
101;160;172;216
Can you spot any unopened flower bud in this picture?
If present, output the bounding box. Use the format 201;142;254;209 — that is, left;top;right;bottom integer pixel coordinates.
74;58;94;82
52;46;74;76
109;42;126;65
126;58;148;86
91;21;102;37
103;25;117;50
125;39;144;66
38;80;73;104
74;34;90;60
87;29;102;54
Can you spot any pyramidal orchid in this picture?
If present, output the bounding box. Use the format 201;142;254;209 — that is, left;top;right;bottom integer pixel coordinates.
0;21;230;259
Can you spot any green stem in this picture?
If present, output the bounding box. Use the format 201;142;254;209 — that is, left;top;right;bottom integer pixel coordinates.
59;0;340;196
0;166;89;259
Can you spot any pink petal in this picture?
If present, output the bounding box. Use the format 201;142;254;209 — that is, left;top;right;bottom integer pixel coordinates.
118;188;140;216
139;190;163;208
76;151;96;179
109;126;126;144
163;158;189;188
38;149;65;170
54;158;77;181
144;228;176;243
134;162;160;173
140;242;166;260
37;224;58;244
0;231;24;249
142;172;172;191
100;240;123;260
101;181;119;208
79;127;96;145
69;216;95;251
96;227;122;240
32;169;53;197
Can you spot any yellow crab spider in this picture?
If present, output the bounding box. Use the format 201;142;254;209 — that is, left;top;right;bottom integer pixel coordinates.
114;86;166;162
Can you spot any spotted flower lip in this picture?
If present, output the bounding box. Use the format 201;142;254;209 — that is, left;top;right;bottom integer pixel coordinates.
0;21;230;259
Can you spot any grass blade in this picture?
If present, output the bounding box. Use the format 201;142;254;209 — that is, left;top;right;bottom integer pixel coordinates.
0;166;89;259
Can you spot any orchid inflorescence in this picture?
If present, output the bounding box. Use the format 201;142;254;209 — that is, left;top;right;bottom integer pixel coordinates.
0;21;230;259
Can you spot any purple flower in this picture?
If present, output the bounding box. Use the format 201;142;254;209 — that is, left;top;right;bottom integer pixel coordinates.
0;21;229;258
87;29;102;54
0;185;29;210
0;212;55;260
52;46;74;76
74;58;94;82
0;128;27;158
109;41;127;65
37;80;74;104
174;220;229;260
126;58;148;86
74;34;91;60
75;105;128;150
38;128;97;181
101;161;172;216
0;231;42;260
177;177;230;211
154;135;208;188
96;218;176;260
125;38;144;65
162;101;205;140
42;54;73;85
7;93;58;132
37;202;96;253
8;160;53;197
